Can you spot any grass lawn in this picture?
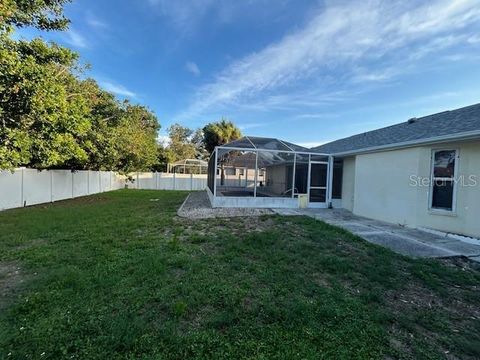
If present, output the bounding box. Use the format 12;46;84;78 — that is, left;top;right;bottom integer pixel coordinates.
0;190;479;359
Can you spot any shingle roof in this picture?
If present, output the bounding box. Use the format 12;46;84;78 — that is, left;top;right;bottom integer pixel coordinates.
314;103;480;155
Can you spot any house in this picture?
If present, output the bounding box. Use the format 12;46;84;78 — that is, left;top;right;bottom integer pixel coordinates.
207;103;480;238
314;103;480;238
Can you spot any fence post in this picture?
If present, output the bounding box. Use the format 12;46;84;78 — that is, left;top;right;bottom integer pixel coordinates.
110;171;112;190
50;170;53;202
87;170;90;195
190;173;193;190
99;171;102;193
158;172;162;190
71;171;74;198
173;172;176;190
21;168;24;207
136;172;139;189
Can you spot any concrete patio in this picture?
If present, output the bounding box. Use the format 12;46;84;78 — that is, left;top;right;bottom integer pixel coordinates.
274;208;480;261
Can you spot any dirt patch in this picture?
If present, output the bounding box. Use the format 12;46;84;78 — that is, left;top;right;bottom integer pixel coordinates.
0;262;23;310
383;274;480;359
13;237;47;251
170;215;272;237
55;195;111;207
438;256;480;271
24;195;111;211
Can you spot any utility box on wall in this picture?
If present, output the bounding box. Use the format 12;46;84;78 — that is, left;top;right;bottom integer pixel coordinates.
298;194;308;208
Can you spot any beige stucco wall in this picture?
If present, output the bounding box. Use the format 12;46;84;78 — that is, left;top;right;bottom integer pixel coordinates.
341;157;356;211
347;140;480;238
353;147;421;226
414;141;480;237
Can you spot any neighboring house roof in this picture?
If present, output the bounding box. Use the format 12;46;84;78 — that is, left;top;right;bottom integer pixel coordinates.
314;103;480;155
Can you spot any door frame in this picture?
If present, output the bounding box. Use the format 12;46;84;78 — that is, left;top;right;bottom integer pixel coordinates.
307;160;329;208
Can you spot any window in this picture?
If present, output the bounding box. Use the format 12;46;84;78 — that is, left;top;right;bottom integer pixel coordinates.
224;167;236;176
332;160;343;200
430;150;457;212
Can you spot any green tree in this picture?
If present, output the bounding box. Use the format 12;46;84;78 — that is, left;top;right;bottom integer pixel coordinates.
0;37;90;169
191;128;208;160
202;118;242;153
0;0;161;173
166;123;196;163
0;0;88;169
1;0;71;31
152;143;169;172
202;118;242;184
115;104;159;174
76;79;124;171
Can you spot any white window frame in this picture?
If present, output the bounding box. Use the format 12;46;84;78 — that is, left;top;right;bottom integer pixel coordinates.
428;149;459;214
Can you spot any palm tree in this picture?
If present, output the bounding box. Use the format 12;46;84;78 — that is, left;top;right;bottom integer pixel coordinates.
202;119;242;185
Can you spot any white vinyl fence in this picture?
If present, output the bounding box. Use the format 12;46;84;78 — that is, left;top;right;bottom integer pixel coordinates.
129;172;207;191
0;169;207;211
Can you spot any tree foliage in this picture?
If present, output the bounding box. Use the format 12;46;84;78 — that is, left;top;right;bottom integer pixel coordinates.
1;0;71;31
0;0;160;173
164;123;196;163
202;118;242;185
191;128;208;160
202;118;242;153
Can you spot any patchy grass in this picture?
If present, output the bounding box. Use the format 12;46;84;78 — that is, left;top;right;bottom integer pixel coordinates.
0;190;479;359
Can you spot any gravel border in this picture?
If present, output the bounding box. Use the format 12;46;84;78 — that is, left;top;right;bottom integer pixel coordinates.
177;191;274;219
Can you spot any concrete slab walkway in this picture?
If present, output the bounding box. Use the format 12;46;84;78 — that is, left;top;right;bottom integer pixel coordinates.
274;208;480;261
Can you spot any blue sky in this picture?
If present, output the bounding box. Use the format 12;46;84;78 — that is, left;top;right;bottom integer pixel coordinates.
17;0;480;147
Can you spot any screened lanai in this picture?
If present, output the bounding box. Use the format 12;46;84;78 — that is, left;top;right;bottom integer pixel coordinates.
207;136;336;208
168;159;208;174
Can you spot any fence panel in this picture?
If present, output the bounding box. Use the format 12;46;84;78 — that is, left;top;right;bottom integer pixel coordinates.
52;170;73;202
0;169;208;211
157;173;174;190
100;171;111;192
192;176;208;190
73;171;89;197
88;171;101;194
137;172;156;189
0;170;22;209
23;169;51;206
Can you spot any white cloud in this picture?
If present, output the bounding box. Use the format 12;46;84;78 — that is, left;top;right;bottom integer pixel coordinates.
147;0;215;32
185;61;201;76
86;13;108;30
467;34;480;43
146;0;295;33
239;123;265;130
64;28;88;48
99;81;137;98
175;0;480;121
295;113;340;120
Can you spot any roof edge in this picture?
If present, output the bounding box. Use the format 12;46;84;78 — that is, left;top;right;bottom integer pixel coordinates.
330;129;480;157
